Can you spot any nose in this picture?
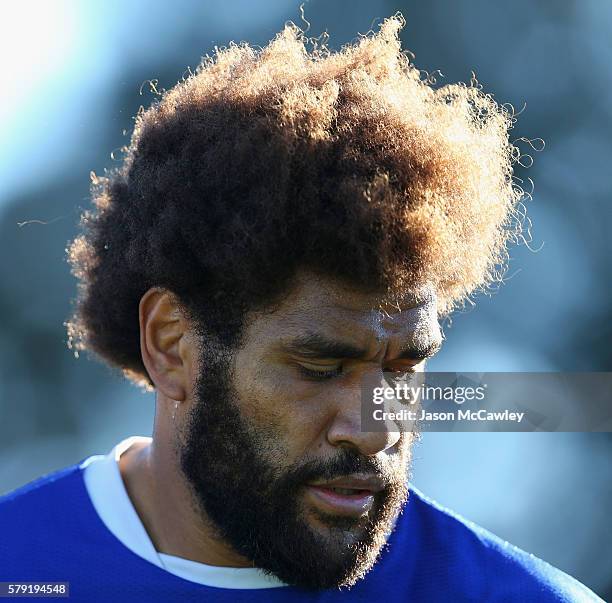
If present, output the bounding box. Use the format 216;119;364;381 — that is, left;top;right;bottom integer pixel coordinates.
326;378;401;456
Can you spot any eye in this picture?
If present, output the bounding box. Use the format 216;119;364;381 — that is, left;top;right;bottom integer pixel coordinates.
384;359;424;374
298;364;343;381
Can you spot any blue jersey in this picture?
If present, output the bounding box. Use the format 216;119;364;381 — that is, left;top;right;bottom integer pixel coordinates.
0;461;601;602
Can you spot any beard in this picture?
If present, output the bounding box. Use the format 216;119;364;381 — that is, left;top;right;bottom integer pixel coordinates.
178;341;413;590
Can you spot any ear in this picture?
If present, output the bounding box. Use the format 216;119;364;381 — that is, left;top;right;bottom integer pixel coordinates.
139;288;194;401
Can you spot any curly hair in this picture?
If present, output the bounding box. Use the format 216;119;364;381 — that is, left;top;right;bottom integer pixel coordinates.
67;15;524;388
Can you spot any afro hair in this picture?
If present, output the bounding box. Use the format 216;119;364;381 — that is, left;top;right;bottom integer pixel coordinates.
67;15;525;387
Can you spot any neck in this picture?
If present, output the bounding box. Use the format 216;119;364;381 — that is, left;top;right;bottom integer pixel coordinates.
118;408;251;568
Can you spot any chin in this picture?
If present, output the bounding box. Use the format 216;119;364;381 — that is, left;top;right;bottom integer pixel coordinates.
307;510;370;539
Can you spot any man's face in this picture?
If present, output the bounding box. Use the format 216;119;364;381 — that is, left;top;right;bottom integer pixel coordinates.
179;272;442;589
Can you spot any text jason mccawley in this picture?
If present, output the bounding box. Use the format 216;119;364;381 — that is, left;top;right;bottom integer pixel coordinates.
372;408;525;423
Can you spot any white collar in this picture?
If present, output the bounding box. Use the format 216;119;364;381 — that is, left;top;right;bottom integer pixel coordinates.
80;436;286;589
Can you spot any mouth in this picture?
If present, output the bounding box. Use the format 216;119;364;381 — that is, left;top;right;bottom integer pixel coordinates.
304;475;384;518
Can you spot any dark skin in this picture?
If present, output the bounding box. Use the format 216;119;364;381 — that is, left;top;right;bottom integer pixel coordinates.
119;270;442;568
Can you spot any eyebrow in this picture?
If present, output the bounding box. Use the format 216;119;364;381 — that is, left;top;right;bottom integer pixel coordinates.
281;332;442;362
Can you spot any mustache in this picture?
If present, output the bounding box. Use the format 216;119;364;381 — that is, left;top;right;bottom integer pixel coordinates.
282;448;402;490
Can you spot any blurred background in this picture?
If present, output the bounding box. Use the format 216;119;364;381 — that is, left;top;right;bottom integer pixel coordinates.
0;0;610;597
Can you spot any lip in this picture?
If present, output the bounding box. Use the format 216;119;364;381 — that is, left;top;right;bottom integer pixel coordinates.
304;475;384;517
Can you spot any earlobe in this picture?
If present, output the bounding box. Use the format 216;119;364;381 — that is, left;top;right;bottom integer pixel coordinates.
139;288;189;401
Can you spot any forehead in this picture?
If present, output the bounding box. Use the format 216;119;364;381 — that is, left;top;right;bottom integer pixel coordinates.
245;271;439;346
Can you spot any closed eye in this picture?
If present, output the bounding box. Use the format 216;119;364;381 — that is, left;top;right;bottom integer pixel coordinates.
298;360;423;381
384;359;426;373
298;363;343;381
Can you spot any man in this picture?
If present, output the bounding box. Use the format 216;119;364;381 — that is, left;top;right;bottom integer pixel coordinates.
0;15;601;602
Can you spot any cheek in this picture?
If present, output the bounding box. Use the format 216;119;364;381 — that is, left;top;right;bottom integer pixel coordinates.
233;361;334;461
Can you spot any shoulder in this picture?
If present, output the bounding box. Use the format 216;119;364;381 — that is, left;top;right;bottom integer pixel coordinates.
0;462;83;519
395;487;603;602
0;460;105;577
